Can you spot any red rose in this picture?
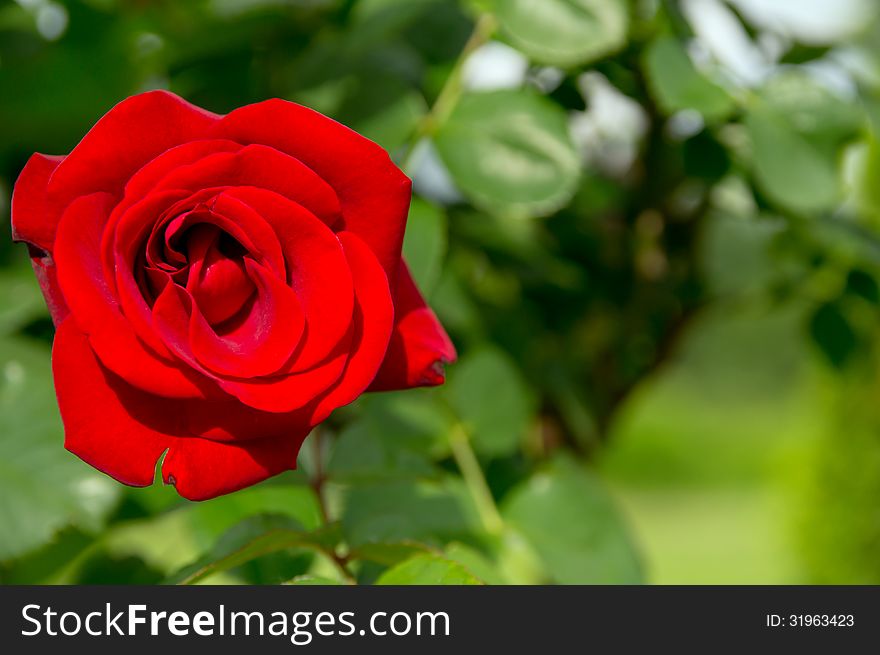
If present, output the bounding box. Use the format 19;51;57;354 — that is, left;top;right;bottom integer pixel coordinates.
11;91;455;501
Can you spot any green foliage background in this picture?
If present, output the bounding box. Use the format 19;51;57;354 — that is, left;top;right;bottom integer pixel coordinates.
1;0;880;584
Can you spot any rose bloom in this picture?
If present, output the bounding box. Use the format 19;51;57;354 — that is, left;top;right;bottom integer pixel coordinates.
11;91;455;500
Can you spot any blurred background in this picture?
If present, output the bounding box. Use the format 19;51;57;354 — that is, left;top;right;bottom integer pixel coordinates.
2;0;880;584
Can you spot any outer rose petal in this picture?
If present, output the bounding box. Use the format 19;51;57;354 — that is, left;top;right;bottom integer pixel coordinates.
309;231;395;423
53;318;173;487
216;98;412;283
55;318;307;500
48;90;219;209
11;153;64;252
11;154;70;325
161;433;305;501
142;144;343;226
54;192;210;399
28;248;69;326
369;261;457;391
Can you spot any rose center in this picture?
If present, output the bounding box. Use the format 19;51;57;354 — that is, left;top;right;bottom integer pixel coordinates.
142;210;257;326
184;225;255;325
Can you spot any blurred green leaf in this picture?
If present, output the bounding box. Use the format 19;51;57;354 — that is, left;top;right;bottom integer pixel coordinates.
642;36;734;122
745;71;861;216
98;509;205;580
328;420;437;482
375;553;483;584
328;391;453;482
341;477;481;547
75;553;164;585
168;514;340;585
845;268;880;304
0;335;119;561
435;90;580;218
746;103;840;213
759;71;863;142
0;267;48;336
808;301;859;369
186;483;323;549
402;198;448;294
502;455;643;583
444;541;508;584
445;346;535;456
491;526;545;584
853;134;880;227
0;528;92;585
494;0;629;67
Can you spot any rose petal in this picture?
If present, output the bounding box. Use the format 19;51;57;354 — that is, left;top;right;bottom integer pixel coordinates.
161;431;306;501
55;317;307;500
181;393;324;442
217;98;412;282
109;189;289;359
152;260;305;379
28;248;69;326
369;261;457;391
185;226;255;325
54;192;211;399
309;230;395;424
221;186;355;371
53;318;174;487
47;91;219;207
144;144;343;225
11;153;65;252
121;139;242;206
215;337;351;413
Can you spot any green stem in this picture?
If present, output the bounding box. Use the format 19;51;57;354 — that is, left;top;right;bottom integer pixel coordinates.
400;12;497;174
449;422;504;536
309;429;357;584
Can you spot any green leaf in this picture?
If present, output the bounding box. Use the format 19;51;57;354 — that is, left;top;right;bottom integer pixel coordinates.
375;553;483;585
341;478;481;547
846;269;880;305
168;514;341;585
495;0;629;67
0;335;119;561
445;346;535;456
329;421;437;482
94;510;204;580
0;267;48;336
444;542;508;584
745;72;860;215
186;483;324;549
642;36;734;122
328;391;454;482
434;89;580;218
746;103;841;213
402;198;448;294
502;456;643;584
329;420;437;482
759;71;863;143
853;134;880;228
808;301;858;369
